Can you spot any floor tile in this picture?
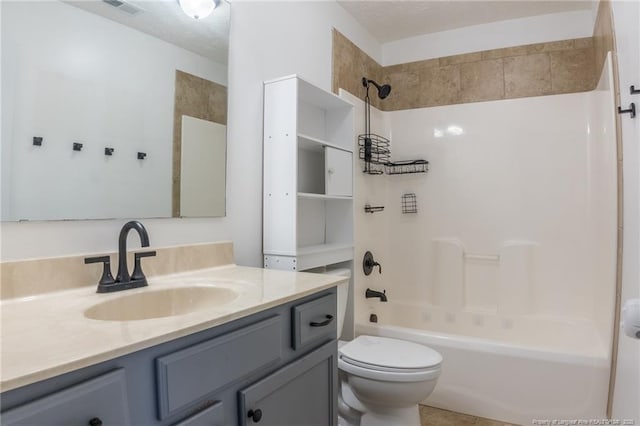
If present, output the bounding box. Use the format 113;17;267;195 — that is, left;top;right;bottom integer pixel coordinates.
419;405;477;426
419;405;519;426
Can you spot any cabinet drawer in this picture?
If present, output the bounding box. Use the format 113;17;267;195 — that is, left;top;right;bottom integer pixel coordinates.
292;293;336;349
174;401;224;426
1;369;130;426
156;316;282;419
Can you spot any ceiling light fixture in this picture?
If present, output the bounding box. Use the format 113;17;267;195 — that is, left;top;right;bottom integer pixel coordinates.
178;0;219;20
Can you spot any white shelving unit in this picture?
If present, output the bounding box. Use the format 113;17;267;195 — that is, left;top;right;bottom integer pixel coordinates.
263;75;354;272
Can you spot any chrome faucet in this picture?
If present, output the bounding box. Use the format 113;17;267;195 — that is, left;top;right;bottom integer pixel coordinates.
365;288;387;302
85;221;156;293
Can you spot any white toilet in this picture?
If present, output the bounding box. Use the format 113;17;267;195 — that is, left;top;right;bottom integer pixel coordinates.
333;277;442;426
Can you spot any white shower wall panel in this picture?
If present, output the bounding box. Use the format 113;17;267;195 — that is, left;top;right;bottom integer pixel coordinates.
386;93;610;320
339;91;393;308
586;53;618;343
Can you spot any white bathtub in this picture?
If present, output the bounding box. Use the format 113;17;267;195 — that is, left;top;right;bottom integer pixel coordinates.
356;302;611;425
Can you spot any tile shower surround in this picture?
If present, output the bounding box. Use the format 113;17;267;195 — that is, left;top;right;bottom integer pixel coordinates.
334;6;624;417
333;29;597;110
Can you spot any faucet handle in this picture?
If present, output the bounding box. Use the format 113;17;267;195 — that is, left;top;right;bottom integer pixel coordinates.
131;251;156;281
84;255;116;288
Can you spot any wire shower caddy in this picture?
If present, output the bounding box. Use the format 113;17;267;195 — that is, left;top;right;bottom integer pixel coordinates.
358;134;390;175
358;78;390;175
358;77;428;176
385;159;429;175
401;193;418;214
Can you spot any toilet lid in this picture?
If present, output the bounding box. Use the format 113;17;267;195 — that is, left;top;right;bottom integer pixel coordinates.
340;335;442;370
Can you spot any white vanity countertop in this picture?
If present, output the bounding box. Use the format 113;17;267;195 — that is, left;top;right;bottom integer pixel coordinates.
0;265;345;392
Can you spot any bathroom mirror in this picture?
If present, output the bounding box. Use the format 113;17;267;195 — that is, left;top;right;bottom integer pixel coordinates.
0;0;229;221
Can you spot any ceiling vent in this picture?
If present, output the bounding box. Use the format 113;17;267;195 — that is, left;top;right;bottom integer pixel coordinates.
102;0;143;16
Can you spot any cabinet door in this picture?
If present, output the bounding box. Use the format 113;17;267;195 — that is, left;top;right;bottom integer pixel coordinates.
1;369;130;426
156;316;282;419
325;148;352;196
238;341;337;426
173;401;224;426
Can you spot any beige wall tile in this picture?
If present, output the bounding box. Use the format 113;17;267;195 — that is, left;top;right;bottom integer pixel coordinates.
404;58;441;72
385;58;440;76
574;37;594;49
419;65;460;108
460;59;504;103
439;51;483;66
332;32;597;111
386;70;420;110
481;45;529;60
332;29;384;110
504;53;552;98
527;39;575;54
174;70;227;124
550;48;596;93
172;71;227;217
593;0;615;79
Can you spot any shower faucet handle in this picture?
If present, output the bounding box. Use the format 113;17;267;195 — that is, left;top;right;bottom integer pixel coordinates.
363;251;382;275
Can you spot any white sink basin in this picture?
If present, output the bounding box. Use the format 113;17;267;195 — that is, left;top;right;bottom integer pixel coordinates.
84;286;238;321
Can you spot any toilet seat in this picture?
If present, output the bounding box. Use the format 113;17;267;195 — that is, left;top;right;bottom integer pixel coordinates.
339;356;441;382
338;335;442;383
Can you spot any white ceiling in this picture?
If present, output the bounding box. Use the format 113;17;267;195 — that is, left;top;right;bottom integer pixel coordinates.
338;1;594;43
65;1;593;63
66;0;229;64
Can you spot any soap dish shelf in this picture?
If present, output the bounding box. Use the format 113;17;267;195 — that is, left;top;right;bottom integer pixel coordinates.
385;160;429;175
364;204;384;213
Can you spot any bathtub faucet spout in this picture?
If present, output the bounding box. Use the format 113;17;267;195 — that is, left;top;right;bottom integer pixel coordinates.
366;288;387;302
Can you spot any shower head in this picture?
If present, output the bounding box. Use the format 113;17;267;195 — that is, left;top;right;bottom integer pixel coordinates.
362;77;392;99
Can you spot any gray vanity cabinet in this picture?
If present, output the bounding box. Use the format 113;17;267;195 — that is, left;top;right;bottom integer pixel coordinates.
239;341;337;426
0;288;337;426
173;401;225;426
0;369;130;426
155;316;283;419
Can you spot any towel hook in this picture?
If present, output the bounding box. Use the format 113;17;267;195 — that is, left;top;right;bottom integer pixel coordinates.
618;103;636;118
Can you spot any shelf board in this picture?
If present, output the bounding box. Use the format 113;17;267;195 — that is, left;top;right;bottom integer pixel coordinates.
264;243;353;257
297;133;352;153
264;243;354;270
296;242;354;256
297;192;352;200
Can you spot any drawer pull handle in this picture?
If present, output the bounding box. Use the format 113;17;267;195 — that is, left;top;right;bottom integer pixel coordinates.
310;315;334;327
88;418;103;426
248;408;263;422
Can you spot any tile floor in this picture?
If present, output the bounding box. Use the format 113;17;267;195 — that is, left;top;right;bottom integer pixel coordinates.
420;405;519;426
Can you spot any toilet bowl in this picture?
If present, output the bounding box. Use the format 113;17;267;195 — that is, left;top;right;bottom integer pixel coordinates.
338;335;442;426
325;271;443;426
